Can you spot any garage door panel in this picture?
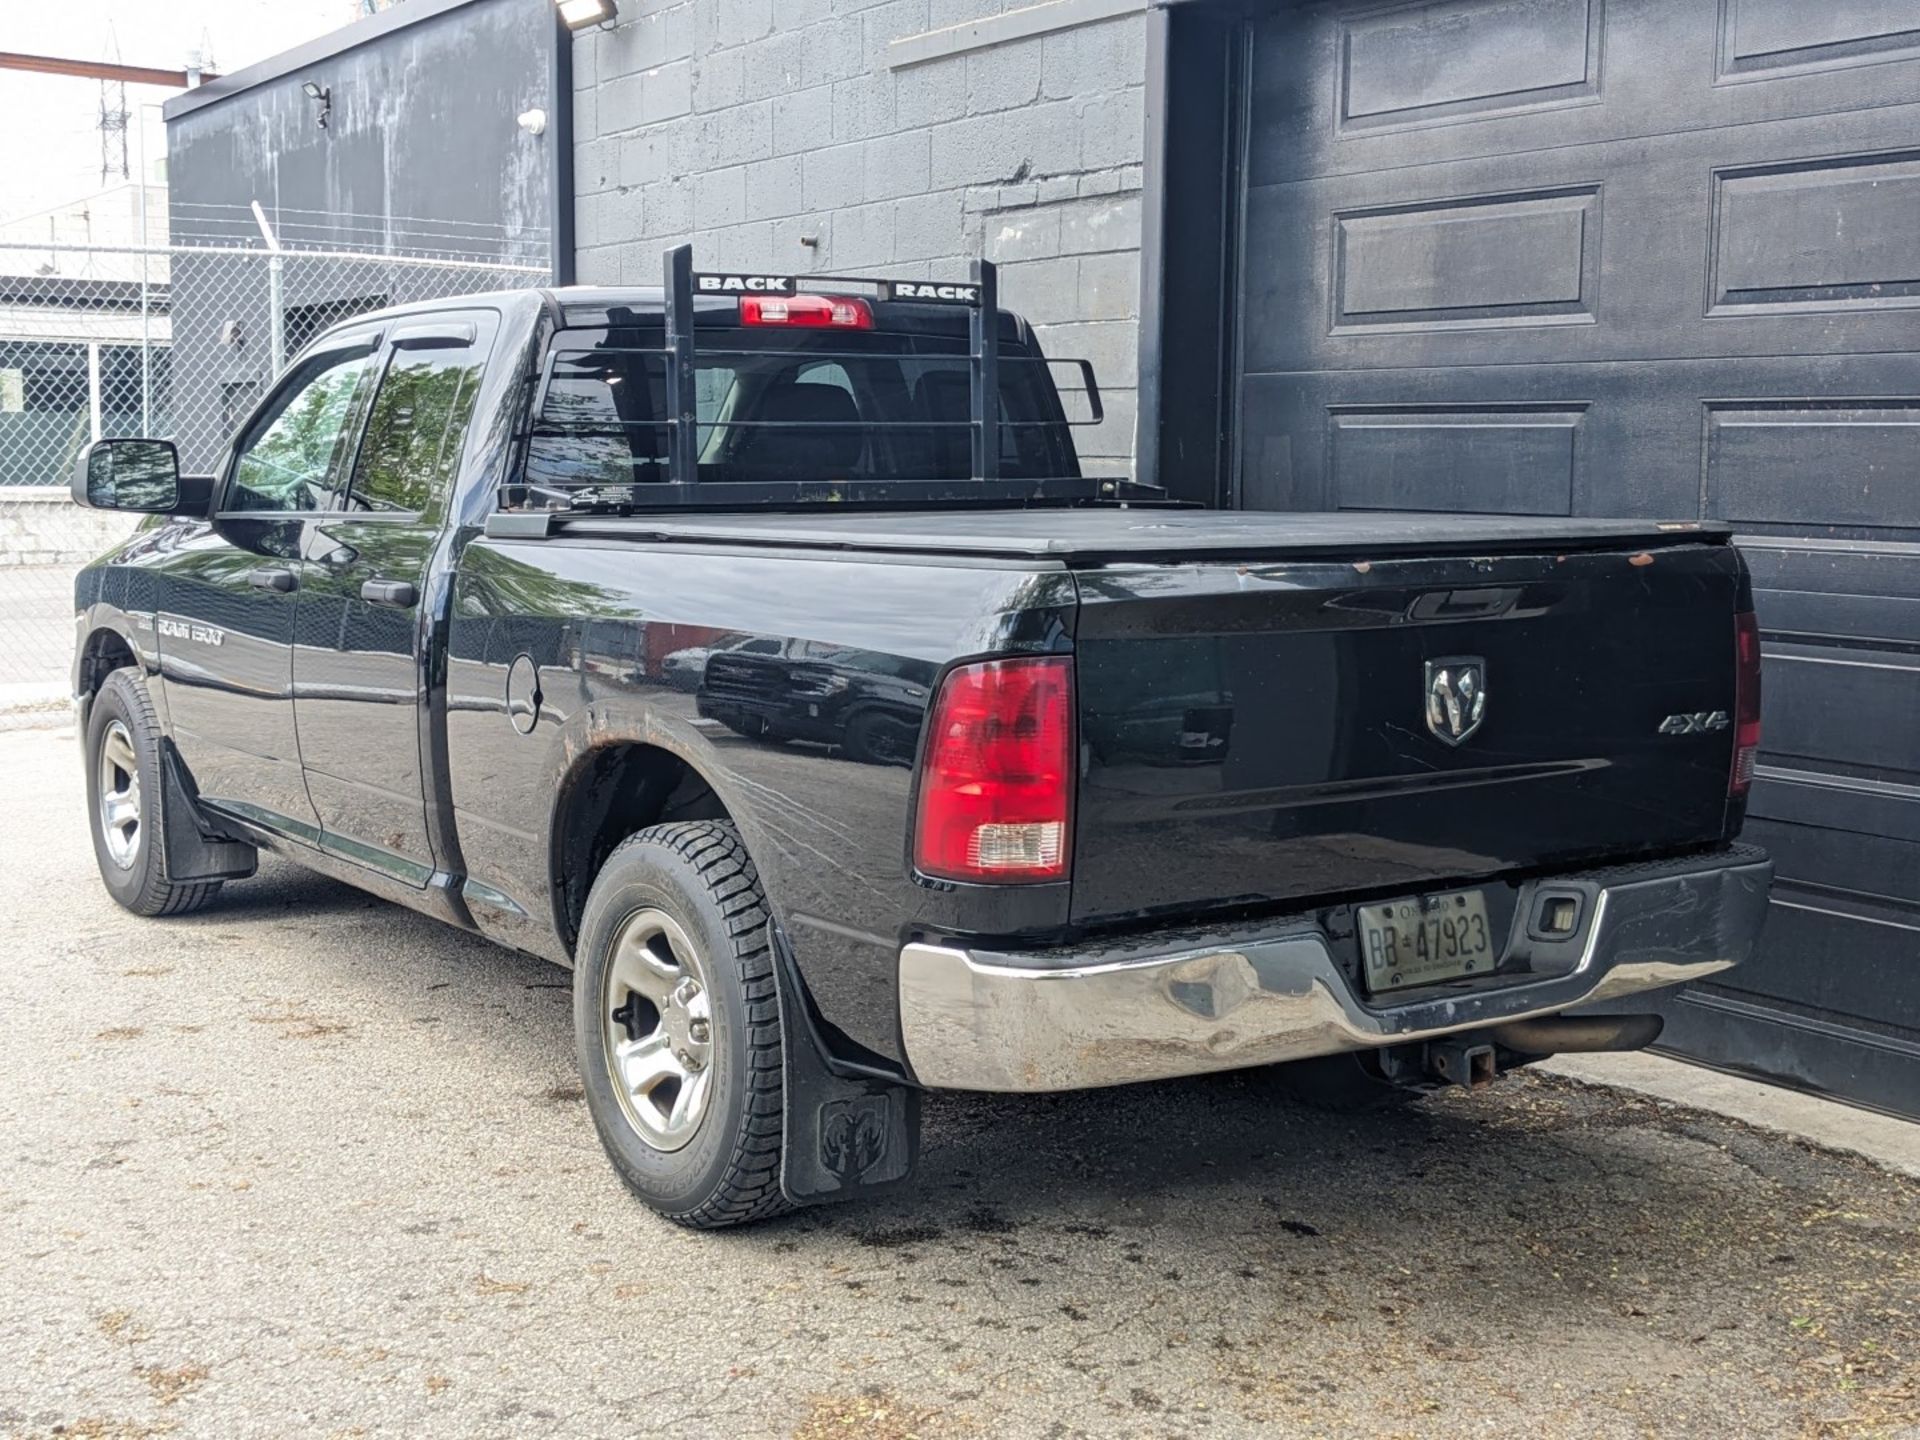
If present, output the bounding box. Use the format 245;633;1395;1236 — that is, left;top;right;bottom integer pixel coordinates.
1743;542;1920;642
1697;895;1920;1043
1250;0;1920;189
1241;102;1920;377
1707;402;1920;533
1717;0;1920;82
1709;151;1920;316
1239;354;1920;521
1763;645;1920;777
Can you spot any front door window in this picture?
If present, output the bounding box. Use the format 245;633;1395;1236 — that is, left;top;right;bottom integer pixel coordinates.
225;348;373;512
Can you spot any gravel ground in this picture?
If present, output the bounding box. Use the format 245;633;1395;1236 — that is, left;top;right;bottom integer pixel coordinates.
2;722;1916;1440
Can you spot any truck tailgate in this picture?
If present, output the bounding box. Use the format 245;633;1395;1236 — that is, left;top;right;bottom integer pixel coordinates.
1070;539;1746;926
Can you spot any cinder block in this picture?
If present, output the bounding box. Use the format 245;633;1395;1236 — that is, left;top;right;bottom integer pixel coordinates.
803;140;867;210
577;135;621;194
643;60;695;123
1041;13;1147;102
1079;89;1144;171
965;36;1042;115
865;131;930;200
700;219;776;270
1077;249;1138;321
695;165;748;227
862;0;934;66
986;207;1059;263
832;72;898;141
996;256;1080;325
743;156;806;221
618;121;691;188
740;36;801;102
800;13;868;84
831;200;896;269
772;85;834;156
712;0;774;48
927;101;1079;189
895;54;967;129
892;190;966;261
696;46;746;111
599;6;694;79
1029;319;1137;389
1058;194;1141;257
641;178;694;236
696;99;773;168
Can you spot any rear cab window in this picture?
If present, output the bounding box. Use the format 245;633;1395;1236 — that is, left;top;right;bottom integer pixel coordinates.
524;320;1080;493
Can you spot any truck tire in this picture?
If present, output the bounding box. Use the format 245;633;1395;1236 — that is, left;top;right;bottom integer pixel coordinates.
84;667;224;917
574;820;792;1229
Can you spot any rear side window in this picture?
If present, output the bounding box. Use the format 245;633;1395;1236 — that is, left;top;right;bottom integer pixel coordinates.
525;326;1078;490
348;346;486;515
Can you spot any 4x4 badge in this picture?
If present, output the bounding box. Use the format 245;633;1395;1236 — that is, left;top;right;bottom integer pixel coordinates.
1425;658;1487;745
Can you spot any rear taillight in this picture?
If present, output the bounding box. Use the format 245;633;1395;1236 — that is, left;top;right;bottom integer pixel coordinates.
740;294;873;329
913;656;1073;884
1731;609;1762;797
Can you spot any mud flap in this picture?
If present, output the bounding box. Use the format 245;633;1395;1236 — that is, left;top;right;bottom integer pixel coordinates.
775;938;920;1207
159;742;258;884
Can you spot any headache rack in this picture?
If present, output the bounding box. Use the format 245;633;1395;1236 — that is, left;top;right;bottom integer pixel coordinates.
486;243;1141;537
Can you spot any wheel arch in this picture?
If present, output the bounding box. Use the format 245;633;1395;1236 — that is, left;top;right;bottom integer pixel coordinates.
75;623;139;697
545;713;778;959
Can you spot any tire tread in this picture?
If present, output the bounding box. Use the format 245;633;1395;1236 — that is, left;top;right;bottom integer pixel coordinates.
92;668;223;918
593;820;792;1229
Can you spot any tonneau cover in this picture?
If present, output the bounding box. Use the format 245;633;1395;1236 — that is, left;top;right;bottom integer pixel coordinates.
560;508;1729;562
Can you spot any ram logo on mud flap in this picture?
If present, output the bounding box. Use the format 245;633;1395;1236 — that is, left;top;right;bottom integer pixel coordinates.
819;1097;889;1183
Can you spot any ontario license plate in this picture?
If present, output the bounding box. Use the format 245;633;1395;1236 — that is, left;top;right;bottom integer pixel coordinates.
1357;890;1494;994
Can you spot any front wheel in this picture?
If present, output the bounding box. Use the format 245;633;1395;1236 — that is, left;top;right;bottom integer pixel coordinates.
84;668;223;917
573;821;792;1228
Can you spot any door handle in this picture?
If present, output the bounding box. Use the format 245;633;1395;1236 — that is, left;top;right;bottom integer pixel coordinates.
248;566;298;593
360;578;418;608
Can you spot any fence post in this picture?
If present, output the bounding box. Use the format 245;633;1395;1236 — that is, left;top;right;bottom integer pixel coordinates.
87;342;103;441
250;201;286;376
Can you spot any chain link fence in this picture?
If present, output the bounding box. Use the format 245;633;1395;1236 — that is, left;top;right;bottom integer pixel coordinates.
0;238;549;724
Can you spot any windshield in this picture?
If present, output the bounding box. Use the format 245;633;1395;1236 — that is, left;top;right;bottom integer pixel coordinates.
524;323;1081;494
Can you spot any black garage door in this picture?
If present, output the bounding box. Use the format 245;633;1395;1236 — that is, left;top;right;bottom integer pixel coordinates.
1219;0;1920;1116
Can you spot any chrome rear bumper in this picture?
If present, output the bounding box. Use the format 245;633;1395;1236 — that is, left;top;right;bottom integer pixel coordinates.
899;847;1772;1092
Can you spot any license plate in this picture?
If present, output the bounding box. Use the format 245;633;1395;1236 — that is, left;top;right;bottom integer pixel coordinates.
1357;889;1495;994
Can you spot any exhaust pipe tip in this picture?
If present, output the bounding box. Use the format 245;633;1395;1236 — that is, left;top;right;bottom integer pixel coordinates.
1487;1014;1664;1057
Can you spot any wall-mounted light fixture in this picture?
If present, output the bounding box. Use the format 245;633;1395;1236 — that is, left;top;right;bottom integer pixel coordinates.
301;80;331;130
555;0;618;32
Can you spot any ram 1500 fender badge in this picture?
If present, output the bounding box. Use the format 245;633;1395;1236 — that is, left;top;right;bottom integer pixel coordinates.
1425;657;1486;745
694;272;795;294
157;616;224;647
1658;710;1730;735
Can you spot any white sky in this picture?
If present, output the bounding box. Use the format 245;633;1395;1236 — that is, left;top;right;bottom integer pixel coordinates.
0;0;367;223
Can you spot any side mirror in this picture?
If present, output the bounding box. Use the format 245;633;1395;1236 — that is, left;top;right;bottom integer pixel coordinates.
72;438;183;513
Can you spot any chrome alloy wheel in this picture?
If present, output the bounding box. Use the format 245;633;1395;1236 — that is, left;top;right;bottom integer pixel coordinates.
96;719;142;870
601;907;716;1152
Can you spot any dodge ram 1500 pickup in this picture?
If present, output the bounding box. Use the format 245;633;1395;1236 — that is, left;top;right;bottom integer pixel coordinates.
71;248;1772;1228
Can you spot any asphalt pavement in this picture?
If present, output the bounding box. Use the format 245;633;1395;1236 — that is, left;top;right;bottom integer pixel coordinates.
2;722;1916;1439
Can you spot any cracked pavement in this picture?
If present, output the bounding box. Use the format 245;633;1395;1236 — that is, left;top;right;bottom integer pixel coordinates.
2;724;1916;1439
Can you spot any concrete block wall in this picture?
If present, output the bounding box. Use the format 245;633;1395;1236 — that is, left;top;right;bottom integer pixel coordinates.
573;0;1149;472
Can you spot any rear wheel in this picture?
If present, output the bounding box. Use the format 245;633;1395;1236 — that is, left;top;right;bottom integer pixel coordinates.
574;821;792;1228
85;668;223;917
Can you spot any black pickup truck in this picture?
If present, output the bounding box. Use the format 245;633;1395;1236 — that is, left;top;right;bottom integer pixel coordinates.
71;250;1772;1228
